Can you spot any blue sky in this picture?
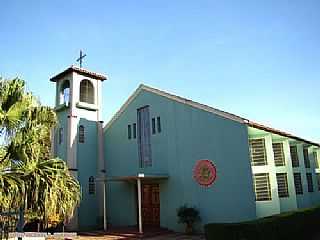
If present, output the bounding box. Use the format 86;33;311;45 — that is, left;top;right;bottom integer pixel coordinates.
1;0;319;142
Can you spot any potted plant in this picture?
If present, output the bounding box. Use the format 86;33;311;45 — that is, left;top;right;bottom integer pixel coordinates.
177;204;201;234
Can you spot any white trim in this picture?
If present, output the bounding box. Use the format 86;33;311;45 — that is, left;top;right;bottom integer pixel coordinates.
54;103;69;112
103;84;245;131
76;101;98;111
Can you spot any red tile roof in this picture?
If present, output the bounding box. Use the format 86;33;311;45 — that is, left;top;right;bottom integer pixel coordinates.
247;121;320;147
50;65;107;82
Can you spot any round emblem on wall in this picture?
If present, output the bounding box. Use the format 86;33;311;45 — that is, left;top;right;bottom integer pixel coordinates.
193;160;217;187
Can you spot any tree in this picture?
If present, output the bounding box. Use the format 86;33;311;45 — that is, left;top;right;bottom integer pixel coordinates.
0;77;80;226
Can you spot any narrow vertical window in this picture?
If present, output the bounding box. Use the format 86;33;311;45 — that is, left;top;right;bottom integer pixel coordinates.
79;125;85;143
137;106;152;167
276;173;289;198
306;173;314;192
59;128;63;144
253;173;272;201
293;173;303;195
128;125;132;139
303;148;310;168
89;176;95;195
133;123;137;139
290;146;299;168
314;152;319;169
152;118;156;134
157;116;161;133
249;139;267;166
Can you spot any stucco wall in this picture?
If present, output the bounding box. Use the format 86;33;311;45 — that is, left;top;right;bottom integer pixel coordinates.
248;128;320;218
104;89;256;232
53;70;103;231
77;118;100;230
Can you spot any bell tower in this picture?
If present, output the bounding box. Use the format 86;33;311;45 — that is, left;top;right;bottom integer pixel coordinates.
50;65;107;230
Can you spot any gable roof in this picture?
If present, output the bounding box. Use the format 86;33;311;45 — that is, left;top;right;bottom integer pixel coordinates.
104;84;320;147
50;65;107;82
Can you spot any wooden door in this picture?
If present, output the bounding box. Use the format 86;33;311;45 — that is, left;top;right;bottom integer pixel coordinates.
142;184;160;226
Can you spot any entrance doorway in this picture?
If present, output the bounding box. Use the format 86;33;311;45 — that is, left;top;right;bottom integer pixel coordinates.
141;184;160;226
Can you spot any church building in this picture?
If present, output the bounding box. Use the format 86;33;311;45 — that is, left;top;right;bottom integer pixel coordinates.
50;66;320;233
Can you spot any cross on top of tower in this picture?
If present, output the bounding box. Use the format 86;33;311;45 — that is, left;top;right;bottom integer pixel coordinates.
76;50;86;68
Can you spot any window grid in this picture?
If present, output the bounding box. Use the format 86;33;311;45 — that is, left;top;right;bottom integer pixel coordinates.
303;148;311;168
290;146;299;168
79;125;84;143
293;173;303;195
314;152;319;169
306;173;314;192
273;143;285;167
249;139;267;166
276;173;289;198
316;173;320;191
253;173;272;201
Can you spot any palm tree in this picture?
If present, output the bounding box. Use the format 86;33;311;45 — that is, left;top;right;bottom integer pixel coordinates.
0;77;80;228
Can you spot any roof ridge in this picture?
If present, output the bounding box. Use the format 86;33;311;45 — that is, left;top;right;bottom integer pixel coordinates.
104;84;320;147
139;84;246;122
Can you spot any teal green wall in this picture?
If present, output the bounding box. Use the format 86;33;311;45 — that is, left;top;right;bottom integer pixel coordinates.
104;90;256;232
77;118;100;230
55;110;101;230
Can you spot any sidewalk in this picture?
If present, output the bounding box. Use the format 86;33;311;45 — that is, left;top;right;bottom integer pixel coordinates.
78;233;204;240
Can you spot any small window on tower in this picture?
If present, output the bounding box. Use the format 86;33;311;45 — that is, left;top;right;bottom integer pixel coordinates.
58;128;63;144
89;176;95;195
79;125;85;143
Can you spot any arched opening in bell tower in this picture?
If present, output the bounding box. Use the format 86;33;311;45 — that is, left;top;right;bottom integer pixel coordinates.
79;79;94;104
59;80;70;105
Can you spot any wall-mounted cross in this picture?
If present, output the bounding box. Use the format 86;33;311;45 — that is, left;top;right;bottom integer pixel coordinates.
76;50;87;68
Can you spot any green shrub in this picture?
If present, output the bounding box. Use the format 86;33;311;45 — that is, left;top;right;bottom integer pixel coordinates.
177;205;200;225
205;205;320;240
177;204;201;234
